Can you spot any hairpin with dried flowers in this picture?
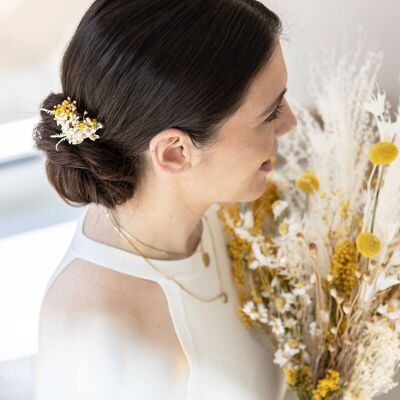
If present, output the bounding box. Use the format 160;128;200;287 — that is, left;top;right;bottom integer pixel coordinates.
40;96;104;151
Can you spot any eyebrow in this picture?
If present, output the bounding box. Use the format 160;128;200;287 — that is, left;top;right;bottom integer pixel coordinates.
256;87;287;120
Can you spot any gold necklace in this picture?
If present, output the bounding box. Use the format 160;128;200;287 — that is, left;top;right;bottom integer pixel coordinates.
106;209;211;267
104;209;228;304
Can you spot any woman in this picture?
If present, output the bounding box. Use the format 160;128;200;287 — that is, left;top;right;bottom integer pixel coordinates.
33;0;297;399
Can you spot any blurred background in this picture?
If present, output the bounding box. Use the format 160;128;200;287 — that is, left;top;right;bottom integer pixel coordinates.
0;0;399;398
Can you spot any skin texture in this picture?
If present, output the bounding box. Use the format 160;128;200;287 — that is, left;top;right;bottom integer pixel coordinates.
90;40;298;261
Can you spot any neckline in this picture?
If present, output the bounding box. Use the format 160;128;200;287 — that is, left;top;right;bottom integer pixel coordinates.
75;205;211;278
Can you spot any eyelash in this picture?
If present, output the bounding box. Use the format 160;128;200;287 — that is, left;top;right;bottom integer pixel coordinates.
264;103;283;123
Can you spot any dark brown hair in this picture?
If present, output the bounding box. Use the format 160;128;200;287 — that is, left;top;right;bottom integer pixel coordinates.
33;0;283;211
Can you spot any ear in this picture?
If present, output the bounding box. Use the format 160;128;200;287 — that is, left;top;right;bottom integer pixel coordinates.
149;129;192;174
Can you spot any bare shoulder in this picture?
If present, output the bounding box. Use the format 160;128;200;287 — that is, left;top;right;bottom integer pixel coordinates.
40;258;175;346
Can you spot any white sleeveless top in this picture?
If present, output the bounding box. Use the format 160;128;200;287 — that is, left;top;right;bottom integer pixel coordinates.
41;203;294;400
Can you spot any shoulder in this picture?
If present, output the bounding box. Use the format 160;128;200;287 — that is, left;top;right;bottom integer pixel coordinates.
40;257;168;335
36;258;185;398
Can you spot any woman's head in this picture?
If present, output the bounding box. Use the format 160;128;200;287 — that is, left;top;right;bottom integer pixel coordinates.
33;0;296;211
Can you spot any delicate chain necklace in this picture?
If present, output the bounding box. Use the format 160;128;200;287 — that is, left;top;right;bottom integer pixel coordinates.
104;209;228;304
106;209;211;267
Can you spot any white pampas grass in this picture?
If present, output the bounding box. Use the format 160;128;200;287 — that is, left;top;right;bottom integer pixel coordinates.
343;318;400;399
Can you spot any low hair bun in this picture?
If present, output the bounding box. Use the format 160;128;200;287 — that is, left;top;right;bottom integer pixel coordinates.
33;91;141;210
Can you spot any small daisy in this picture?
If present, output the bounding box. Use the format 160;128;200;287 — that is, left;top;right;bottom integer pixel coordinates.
273;348;290;367
273;295;292;313
257;303;269;324
269;317;286;336
283;339;306;358
250;241;279;269
243;301;259;321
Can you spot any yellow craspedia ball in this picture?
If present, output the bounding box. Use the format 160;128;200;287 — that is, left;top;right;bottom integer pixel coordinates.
356;232;381;257
369;141;398;165
271;155;277;165
296;171;319;193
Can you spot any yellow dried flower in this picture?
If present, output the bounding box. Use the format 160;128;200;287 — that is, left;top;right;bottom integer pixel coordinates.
329;238;357;298
284;366;298;387
312;369;341;400
369;141;398;165
284;364;313;392
251;180;280;233
356;232;381;258
236;293;255;329
40;96;103;151
296;171;320;193
251;285;263;304
237;306;254;329
279;223;289;235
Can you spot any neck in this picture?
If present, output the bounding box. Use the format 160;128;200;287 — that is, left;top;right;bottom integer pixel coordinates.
100;182;211;260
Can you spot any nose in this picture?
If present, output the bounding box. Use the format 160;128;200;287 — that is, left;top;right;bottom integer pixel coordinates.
275;102;297;137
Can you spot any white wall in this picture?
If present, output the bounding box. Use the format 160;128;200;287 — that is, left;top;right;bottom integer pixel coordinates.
264;0;400;108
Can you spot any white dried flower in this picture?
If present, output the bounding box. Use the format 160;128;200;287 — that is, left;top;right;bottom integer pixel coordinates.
283;338;306;357
268;317;285;337
273;348;290;367
257;302;269;324
363;89;386;116
376;299;400;320
271;200;289;220
242;301;259;321
309;321;323;337
344;318;400;399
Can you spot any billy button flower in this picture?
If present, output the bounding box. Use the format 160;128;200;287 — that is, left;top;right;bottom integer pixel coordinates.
369;141;398;165
355;232;381;258
296;171;320;193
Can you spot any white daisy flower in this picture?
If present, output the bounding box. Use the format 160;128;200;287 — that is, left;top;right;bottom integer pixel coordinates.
257;303;269;324
283;339;306;358
273;295;292;313
273;348;290;367
269;317;285;336
251;241;279;269
243;301;259;321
